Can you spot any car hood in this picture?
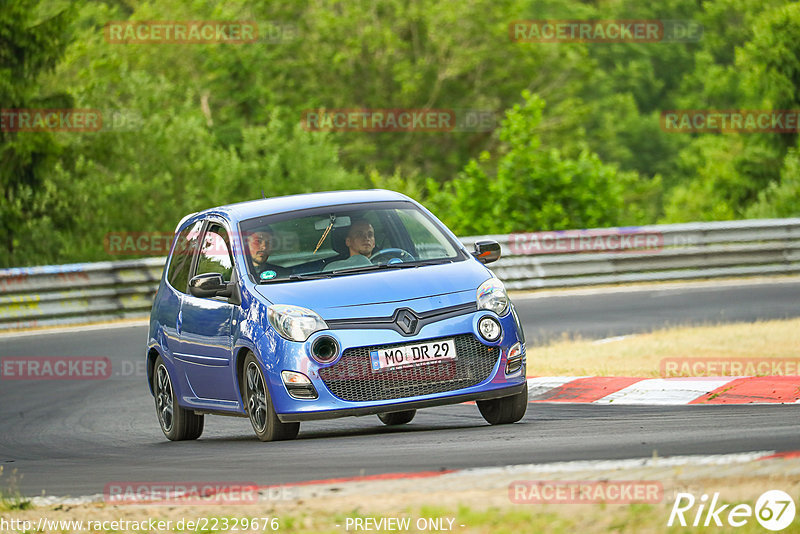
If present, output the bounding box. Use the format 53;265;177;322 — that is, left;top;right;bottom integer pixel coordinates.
253;260;492;320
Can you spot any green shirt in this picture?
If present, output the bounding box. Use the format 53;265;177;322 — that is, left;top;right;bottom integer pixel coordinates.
324;254;372;271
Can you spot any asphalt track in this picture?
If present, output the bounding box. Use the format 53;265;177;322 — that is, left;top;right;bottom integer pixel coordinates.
0;279;798;497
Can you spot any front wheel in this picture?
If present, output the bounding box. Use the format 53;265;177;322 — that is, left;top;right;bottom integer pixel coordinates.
377;410;416;425
476;383;528;425
243;353;299;442
153;356;204;441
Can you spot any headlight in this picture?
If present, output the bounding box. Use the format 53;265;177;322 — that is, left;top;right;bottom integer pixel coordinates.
476;278;509;316
478;316;502;341
267;305;328;342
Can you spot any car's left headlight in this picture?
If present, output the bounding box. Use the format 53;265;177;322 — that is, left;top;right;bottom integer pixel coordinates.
476;277;509;316
267;304;328;342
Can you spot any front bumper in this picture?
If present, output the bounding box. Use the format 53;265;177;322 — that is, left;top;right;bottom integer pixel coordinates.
277;382;525;422
260;306;527;421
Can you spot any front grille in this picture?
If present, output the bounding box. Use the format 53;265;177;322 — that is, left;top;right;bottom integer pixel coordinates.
318;334;500;402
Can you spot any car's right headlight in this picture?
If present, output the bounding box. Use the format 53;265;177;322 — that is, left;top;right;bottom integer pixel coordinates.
267;304;328;342
476;277;509;316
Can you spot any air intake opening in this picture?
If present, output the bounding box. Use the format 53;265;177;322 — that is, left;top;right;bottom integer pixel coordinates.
506;358;524;375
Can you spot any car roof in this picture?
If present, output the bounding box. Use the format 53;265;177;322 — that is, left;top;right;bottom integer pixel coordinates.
200;189;414;223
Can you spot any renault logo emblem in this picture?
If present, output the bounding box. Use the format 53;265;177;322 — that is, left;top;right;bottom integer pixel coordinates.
395;309;419;335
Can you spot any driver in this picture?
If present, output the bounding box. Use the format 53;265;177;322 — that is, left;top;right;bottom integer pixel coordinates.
246;227;288;280
345;218;375;258
324;219;375;271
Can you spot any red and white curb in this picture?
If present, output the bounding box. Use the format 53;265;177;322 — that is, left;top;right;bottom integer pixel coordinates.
526;376;800;404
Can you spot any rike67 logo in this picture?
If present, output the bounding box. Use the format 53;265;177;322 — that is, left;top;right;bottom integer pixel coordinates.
668;490;796;531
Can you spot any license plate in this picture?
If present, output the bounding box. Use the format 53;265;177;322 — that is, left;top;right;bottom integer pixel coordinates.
370;339;457;372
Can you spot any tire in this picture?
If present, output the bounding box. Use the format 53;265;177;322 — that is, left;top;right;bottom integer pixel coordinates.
153;356;204;441
243;353;299;442
476;383;528;425
377;410;416;426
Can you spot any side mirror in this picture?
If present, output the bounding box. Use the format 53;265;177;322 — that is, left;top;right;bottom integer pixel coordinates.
189;273;232;298
472;240;501;264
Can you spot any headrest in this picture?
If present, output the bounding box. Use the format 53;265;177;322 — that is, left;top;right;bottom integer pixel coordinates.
330;226;350;257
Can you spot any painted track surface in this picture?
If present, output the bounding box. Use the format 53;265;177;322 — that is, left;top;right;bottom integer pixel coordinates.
1;280;799;497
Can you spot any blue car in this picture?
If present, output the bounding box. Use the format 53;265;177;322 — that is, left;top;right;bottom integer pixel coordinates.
146;190;527;441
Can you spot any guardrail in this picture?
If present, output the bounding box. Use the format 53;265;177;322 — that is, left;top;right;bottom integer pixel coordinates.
0;258;166;330
1;218;799;330
462;218;800;290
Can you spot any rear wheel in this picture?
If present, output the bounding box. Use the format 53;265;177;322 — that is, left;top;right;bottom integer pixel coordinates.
377;410;416;426
477;383;528;425
153;356;204;441
243;353;300;442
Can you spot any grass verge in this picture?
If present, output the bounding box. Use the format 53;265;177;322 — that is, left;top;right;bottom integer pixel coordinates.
526;318;800;377
3;473;799;533
0;466;32;512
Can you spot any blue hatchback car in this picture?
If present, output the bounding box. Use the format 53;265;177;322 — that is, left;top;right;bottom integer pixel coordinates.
147;190;527;441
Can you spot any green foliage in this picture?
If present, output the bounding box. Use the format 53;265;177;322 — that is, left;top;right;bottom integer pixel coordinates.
741;3;800;111
746;148;800;218
50;103;362;262
0;467;32;511
425;91;654;235
661;0;800;222
739;2;800;153
661;136;784;222
1;0;799;267
0;0;76;266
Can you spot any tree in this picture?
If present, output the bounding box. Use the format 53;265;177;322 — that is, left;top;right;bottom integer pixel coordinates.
739;2;800;151
425;91;652;235
0;0;75;266
746;147;800;218
661;1;800;222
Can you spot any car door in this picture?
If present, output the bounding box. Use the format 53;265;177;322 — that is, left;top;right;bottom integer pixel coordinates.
156;219;204;364
175;220;239;403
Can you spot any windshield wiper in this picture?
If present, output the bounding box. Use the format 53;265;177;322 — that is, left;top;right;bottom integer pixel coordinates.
258;272;331;283
287;272;332;281
328;259;452;276
328;264;388;276
407;259;453;267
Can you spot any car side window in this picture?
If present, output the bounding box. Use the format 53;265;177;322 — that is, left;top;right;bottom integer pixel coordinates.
166;220;204;293
195;224;234;282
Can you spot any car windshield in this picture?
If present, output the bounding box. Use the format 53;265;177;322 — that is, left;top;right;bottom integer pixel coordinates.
239;201;465;282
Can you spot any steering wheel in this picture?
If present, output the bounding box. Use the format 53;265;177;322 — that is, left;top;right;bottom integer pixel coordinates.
370;248;416;264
